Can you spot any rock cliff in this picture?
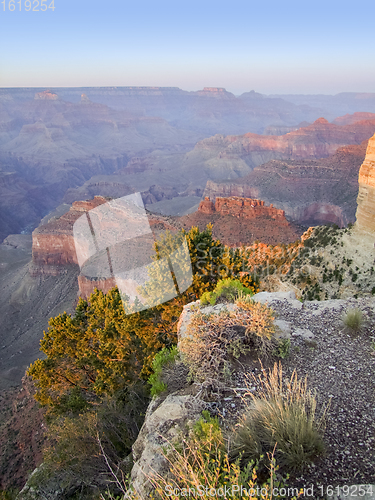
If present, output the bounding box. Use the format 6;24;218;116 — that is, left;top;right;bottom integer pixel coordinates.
127;292;375;497
30;197;107;276
30;196;179;298
195;117;375;162
355;133;375;235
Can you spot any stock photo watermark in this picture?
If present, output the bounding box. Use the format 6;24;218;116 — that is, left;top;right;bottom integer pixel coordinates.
164;483;373;498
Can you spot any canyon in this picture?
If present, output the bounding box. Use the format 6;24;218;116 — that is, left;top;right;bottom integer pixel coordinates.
203;140;368;227
1;89;375;494
28;194;302;303
1;86;375;242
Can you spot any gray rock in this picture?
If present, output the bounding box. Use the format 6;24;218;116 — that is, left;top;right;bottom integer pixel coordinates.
274;319;292;339
292;327;314;340
129;394;204;498
252;290;297;303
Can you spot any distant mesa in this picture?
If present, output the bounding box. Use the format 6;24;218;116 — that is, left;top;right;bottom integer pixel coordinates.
196;87;235;98
34;90;58;100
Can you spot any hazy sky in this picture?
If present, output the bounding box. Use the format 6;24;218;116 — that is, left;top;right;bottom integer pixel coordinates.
0;0;374;94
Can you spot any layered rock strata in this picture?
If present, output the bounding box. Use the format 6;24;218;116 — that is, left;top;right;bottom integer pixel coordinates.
30;196;107;276
203;141;368;227
355;133;375;234
198;196;287;223
30;196;179;299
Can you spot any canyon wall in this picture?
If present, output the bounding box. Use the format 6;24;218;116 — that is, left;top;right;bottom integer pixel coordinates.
203;141;368;227
30;196;107;276
355;133;375;234
30;196;178;298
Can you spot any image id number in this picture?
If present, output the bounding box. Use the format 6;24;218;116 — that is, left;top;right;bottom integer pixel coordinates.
2;0;55;11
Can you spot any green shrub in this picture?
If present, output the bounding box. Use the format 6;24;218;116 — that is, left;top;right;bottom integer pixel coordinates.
30;384;148;499
231;362;326;474
273;338;291;359
200;278;254;306
0;490;18;500
341;308;365;334
148;346;179;396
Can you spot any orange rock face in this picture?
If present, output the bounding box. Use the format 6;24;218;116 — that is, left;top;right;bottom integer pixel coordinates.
198;197;215;214
355;133;375;234
198;196;287;224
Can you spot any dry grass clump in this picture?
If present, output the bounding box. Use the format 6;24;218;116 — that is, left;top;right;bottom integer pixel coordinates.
341;307;365;335
235;295;276;339
231;362;326;473
179;300;277;382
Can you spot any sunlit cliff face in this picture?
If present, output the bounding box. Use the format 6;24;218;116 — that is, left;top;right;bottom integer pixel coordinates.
355;133;375;235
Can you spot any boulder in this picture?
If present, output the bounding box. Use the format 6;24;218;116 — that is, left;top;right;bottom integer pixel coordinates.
129;394;204;498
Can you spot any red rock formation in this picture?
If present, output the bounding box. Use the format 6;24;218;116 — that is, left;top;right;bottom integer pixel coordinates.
30;196;107;276
198;196;287;224
198;197;215;214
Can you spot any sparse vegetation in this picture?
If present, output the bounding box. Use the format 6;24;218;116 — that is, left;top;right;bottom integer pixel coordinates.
180;298;276;381
148;346;179;396
231;363;326;474
144;411;294;500
273;338;291;359
341;308;365;335
200;278;255;306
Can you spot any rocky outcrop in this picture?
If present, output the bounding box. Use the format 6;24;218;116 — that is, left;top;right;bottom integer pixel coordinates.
30;196;179;299
30;197;107;276
198;196;287;223
177;201;302;247
130;394;204;498
355;133;375;235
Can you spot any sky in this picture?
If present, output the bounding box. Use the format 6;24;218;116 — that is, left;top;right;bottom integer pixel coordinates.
0;0;374;95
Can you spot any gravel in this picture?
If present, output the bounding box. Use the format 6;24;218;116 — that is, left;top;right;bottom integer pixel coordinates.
204;296;375;493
